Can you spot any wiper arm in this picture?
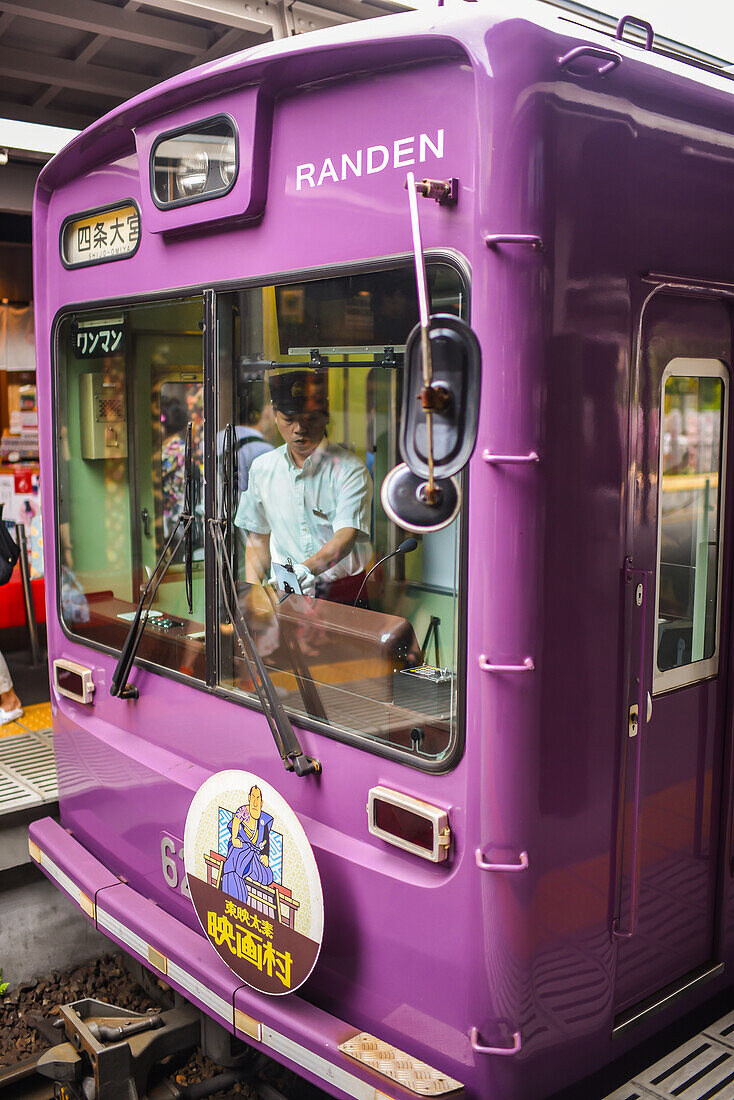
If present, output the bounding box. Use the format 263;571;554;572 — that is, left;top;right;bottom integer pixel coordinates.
184;424;194;615
111;423;195;700
209;517;321;778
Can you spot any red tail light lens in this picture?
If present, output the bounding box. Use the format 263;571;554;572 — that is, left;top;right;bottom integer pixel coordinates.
373;798;434;851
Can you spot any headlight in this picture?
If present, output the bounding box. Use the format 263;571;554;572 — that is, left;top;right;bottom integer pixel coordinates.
176;150;209;198
151;117;238;207
217;138;236;188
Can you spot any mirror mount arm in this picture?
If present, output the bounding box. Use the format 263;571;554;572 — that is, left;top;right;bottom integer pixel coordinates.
413;177;458;206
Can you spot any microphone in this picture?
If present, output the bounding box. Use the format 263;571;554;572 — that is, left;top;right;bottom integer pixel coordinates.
354;538;418;606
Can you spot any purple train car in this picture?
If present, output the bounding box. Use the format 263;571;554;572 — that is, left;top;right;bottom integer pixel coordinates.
29;2;734;1098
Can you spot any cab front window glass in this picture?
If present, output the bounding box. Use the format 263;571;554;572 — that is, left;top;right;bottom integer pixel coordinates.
216;264;466;763
55;297;206;681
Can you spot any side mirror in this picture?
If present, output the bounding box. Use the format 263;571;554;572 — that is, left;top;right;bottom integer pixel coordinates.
381;171;481;533
400;314;481;479
381;313;481;533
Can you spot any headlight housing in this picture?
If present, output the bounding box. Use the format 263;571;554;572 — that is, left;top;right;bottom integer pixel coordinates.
151;117;238;207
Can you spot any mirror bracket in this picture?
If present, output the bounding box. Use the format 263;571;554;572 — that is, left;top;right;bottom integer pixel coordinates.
420;383;451;414
407;177;458;206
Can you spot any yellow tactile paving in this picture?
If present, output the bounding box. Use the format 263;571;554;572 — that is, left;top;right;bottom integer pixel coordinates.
0;719;26;738
14;702;53;733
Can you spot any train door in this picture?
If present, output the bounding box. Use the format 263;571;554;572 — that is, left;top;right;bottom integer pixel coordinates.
614;292;732;1018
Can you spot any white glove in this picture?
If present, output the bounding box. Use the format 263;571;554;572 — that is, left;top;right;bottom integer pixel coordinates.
292;562;316;596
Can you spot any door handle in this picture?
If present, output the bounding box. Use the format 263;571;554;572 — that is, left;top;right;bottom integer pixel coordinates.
628;695;651;738
141;508;151;538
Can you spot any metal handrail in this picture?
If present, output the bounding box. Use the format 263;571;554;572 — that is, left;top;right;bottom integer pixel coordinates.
475;849;529;873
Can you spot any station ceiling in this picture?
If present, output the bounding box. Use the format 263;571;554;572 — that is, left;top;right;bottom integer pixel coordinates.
0;0;409;139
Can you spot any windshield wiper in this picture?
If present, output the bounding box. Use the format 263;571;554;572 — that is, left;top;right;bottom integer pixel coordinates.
209;515;321;778
111;423;195;700
222;423;326;721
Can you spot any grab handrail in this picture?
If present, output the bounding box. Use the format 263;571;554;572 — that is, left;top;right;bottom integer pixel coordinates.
479;656;534;673
475;849;529;873
557;45;621;76
482;451;539;465
616;14;654;50
470;1028;522;1056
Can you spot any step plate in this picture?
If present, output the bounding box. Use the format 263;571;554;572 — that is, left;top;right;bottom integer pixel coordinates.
605;1012;734;1100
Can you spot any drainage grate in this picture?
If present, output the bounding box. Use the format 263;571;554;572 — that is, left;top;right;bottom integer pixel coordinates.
0;769;40;812
602;1085;657;1100
705;1013;734;1052
0;730;58;814
605;1029;734;1100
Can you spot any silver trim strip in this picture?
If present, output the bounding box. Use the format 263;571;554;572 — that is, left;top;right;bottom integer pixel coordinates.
168;960;233;1026
95;906;233;1026
262;1025;376;1100
35;849;88;910
96;907;149;961
613;962;724;1037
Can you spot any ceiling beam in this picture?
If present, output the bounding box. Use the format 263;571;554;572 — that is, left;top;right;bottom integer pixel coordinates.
0;0;211;55
0;161;43;214
135;0;284;38
0;45;151;99
0;100;96;131
178;27;269;70
290;1;356;34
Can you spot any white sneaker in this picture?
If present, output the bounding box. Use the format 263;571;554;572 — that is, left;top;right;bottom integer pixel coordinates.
0;707;23;725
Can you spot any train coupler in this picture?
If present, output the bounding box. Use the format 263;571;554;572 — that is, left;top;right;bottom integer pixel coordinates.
35;998;199;1100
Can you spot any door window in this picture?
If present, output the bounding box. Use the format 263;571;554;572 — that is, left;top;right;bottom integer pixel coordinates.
655;359;728;692
55;297;206;681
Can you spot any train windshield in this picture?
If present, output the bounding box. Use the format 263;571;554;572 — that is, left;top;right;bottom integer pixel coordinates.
54;261;466;764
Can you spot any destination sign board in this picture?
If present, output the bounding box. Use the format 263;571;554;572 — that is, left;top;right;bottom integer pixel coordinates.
61;203;140;267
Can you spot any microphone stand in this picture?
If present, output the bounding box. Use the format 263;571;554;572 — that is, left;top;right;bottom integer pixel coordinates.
353;538;418;607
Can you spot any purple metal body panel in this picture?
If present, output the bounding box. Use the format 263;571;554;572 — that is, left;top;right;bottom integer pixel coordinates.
31;4;734;1098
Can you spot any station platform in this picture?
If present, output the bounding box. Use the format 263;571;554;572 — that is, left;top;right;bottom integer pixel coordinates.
606;1009;734;1100
0;702;56;816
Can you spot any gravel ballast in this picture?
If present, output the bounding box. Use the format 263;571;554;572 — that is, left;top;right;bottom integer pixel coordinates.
0;954;327;1098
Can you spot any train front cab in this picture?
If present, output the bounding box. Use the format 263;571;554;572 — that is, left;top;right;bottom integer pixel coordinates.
28;5;734;1100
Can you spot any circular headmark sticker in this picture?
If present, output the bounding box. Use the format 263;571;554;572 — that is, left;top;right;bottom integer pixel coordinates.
184;771;324;996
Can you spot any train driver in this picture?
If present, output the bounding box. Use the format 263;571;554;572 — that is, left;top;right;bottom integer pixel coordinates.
234;369;373;606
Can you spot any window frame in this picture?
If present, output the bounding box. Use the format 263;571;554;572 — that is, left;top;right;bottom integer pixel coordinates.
149;113;239;211
50;249;470;773
653;356;729;694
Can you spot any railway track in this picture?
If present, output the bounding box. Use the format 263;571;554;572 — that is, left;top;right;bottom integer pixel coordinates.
0;1054;54;1100
0;994;328;1100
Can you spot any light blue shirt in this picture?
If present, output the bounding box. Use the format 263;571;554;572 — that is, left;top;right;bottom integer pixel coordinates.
234;441;373;583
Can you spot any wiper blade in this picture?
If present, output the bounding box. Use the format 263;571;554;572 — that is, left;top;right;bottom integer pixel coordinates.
184;424;194;615
111;423;195;699
209;518;321;778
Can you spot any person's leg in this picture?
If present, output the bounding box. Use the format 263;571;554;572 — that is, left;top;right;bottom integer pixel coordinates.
0;652;22;717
